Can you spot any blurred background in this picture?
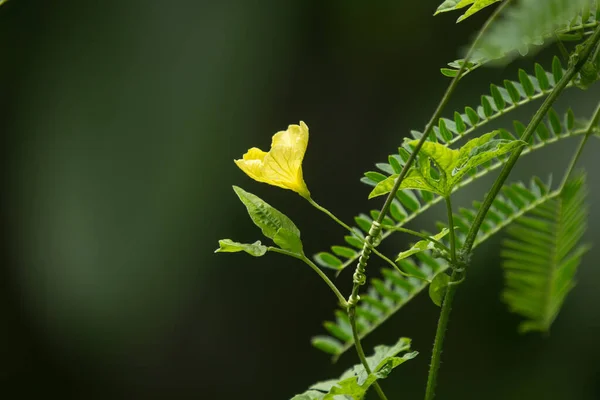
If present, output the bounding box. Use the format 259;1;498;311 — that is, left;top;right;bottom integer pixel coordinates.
1;0;599;398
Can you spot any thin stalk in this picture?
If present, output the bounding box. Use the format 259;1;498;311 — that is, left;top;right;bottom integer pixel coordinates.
559;102;600;190
424;270;461;400
444;196;458;265
268;247;347;307
462;25;600;254
348;307;389;400
308;198;425;279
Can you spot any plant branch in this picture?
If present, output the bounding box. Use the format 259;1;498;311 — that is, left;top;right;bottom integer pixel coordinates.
308;198;407;275
444;196;458;265
462;25;600;254
424;270;461;400
348;306;389;400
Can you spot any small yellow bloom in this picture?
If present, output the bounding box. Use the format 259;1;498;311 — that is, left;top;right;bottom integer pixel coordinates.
235;121;311;199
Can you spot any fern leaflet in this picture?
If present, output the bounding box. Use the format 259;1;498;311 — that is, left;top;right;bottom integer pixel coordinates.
501;173;590;333
313;176;560;359
314;64;585;271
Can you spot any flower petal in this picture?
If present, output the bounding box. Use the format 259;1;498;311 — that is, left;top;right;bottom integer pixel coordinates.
234;122;311;198
235;147;267;182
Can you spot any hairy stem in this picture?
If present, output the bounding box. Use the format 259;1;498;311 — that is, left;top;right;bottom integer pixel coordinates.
462;25;600;254
444;196;458;265
268;247;347;307
308;198;407;275
307;198;433;280
424;270;461;400
348;307;389;400
559;101;600;190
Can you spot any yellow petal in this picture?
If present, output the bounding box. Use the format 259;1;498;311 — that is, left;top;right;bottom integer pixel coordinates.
234;147;268;182
234;122;311;198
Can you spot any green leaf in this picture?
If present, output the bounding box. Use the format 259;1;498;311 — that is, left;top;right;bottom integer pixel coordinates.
502;173;590;333
552;56;564;83
450;131;526;188
370;132;525;198
368;172;441;199
274;228;304;255
232;186;303;254
519;69;535;97
434;0;469;15
477;0;590;62
215;239;268;257
314;252;343;270
429;272;450;307
310;336;343;356
490;84;506;110
535;63;550;91
293;338;417;400
435;0;502;22
396;228;450;261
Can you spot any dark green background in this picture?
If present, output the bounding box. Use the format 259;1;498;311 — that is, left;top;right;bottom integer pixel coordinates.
1;1;599;398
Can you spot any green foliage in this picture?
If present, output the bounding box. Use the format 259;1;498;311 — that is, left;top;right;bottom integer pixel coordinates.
292;338;417;400
313;177;561;358
479;0;590;59
502;173;590;333
314;60;588;276
431;58;570;145
214;239;268;257
369;132;525;198
429;272;451;307
396;228;449;261
232;186;304;255
442;3;600;76
435;0;502;22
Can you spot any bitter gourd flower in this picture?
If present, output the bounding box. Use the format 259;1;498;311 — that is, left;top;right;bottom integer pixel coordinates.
235;121;311;199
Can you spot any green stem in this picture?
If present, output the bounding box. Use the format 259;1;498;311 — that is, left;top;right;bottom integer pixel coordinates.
559;101;600;190
348;306;389;400
444;196;458;265
268;247;347;307
424;270;461;400
462;25;600;254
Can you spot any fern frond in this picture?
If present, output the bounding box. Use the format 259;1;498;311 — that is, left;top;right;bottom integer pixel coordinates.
294;338;417;399
442;0;599;76
313;177;560;359
314;85;587;273
482;0;593;58
501;173;590;333
422;58;570;146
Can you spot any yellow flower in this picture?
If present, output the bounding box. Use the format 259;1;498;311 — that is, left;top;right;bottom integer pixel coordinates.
235;121;311;199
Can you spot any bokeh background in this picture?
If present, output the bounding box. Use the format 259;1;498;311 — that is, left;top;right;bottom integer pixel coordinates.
1;0;599;398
